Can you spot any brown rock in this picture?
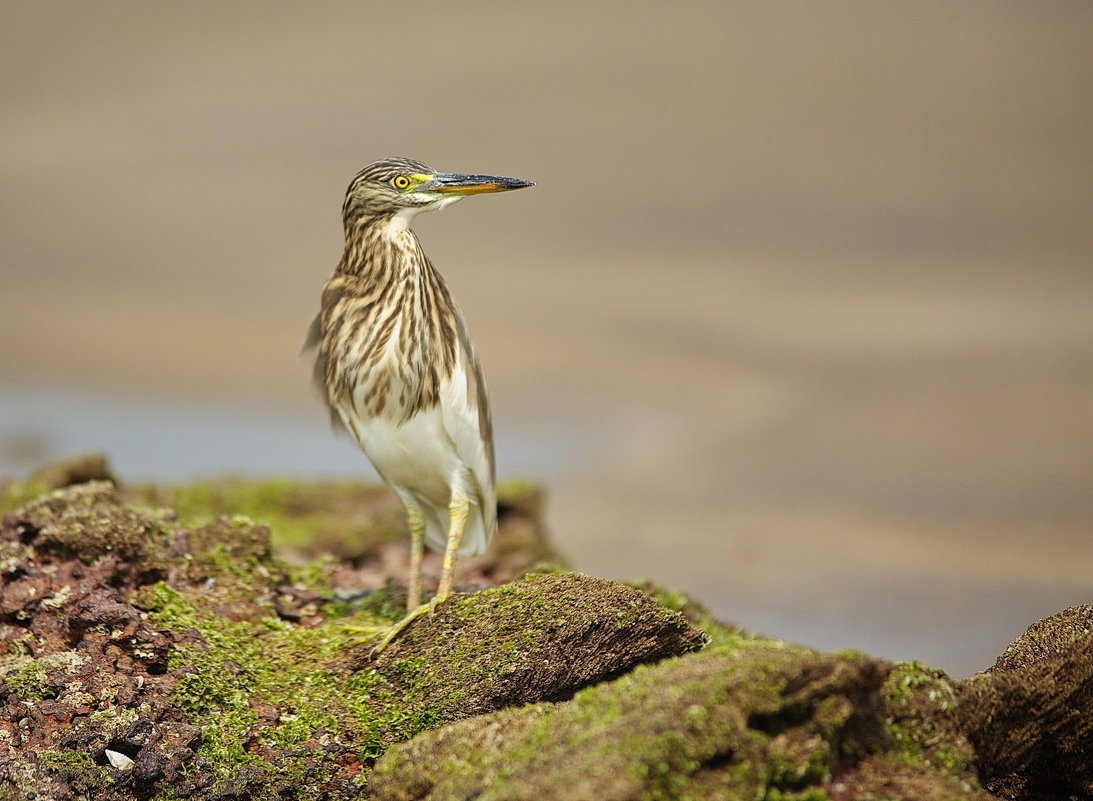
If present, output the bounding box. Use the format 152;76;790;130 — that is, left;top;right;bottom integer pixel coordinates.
370;646;892;801
29;453;117;491
11;465;1084;801
188;516;272;561
989;604;1093;674
66;590;140;632
363;573;707;725
131;748;170;785
8;481;165;564
960;605;1093;801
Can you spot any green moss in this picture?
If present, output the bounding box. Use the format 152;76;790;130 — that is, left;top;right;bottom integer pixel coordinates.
37;749;100;770
881;661;974;781
883;661;959;749
0;633;35;659
1;658;53;701
37;749;110;795
141;583;201;632
326;581;406;622
763;789;830;801
766;738;831;788
0;479;50;516
129;477;403;556
138;580;437;783
374;637;882;801
884;661;958;709
90;705;139;730
411;576;584;704
140;479;299;531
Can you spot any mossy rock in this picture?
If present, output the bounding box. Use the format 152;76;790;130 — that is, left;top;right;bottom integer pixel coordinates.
960;606;1093;800
371;641;883;801
9;480;169;564
1;458;1088;800
372;642;993;801
366;572;707;724
0;479;700;800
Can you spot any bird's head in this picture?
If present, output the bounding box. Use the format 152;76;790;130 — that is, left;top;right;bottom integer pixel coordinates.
343;157;534;228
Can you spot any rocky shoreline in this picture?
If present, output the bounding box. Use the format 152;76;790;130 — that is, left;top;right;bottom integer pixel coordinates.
0;456;1089;800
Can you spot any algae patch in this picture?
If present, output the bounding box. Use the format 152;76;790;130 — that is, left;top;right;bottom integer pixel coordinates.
5;462;1062;801
139;583;394;774
371;642;888;801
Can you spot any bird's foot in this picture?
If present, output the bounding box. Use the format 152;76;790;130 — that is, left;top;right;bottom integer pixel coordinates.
340;622;388;646
345;598;439;655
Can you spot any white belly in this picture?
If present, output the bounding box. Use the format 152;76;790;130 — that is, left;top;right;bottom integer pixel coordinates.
335;335;495;557
351;405;462;511
339;396;493;557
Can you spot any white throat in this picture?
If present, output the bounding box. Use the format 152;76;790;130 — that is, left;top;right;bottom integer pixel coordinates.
386;195;466;236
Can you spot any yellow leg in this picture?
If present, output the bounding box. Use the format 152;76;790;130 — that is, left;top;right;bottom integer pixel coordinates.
405;504;426;611
357;493;470;657
435;493;469;604
367;602;432;654
343;498;426;653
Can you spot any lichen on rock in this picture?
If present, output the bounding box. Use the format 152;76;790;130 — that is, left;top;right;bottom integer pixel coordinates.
0;457;1089;801
371;640;891;801
365;572;708;723
0;469;698;800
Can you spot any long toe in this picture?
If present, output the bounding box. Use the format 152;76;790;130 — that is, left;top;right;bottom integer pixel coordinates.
369;603;432;656
340;622;388;646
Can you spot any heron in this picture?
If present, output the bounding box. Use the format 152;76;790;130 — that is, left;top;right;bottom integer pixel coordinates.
307;157;534;650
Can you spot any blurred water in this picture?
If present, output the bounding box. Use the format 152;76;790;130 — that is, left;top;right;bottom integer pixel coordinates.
0;381;605;483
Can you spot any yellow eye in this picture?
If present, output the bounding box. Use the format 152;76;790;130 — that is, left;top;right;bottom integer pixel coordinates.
392;176;411;190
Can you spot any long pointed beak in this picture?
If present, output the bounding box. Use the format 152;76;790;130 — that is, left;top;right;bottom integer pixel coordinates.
421;172;535;196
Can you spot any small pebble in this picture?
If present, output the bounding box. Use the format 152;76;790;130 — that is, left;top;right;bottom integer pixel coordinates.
104;749;134;770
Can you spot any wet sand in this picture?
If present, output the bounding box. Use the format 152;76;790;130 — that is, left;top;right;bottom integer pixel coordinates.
2;2;1091;675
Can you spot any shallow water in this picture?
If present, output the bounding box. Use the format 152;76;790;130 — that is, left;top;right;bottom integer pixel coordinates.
0;382;592;485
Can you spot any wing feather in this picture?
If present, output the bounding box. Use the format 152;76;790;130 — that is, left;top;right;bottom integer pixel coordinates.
439;308;497;555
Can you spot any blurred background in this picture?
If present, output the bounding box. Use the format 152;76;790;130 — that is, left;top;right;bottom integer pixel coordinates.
2;1;1090;677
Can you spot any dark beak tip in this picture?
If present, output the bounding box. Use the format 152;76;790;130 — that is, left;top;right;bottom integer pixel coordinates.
500;176;534;191
478;176;534;190
431;172;535;195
